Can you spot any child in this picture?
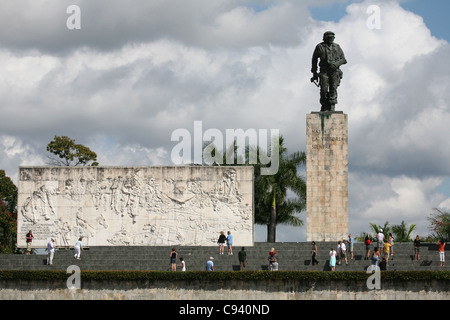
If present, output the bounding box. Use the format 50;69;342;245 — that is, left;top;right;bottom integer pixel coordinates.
178;257;186;271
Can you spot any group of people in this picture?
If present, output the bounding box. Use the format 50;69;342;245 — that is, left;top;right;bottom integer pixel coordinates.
169;246;248;272
413;235;446;266
169;248;186;271
326;234;354;271
25;229;447;270
362;229;395;270
217;231;233;255
25;230;84;266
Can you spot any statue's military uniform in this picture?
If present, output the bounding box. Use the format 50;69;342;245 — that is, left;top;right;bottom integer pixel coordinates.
311;32;347;111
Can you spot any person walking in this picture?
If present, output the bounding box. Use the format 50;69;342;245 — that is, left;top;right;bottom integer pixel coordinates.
311;241;319;266
238;247;247;271
329;248;337;271
170;248;177;271
25;230;34;255
371;247;380;272
74;237;83;260
414;235;421;261
388;233;395;256
383;239;392;263
47;238;55;266
437;240;446;267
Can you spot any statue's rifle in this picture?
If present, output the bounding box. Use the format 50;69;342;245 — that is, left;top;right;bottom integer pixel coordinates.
310;72;320;87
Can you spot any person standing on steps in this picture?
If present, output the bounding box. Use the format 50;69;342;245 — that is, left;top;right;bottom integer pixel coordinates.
364;235;372;260
218;231;226;255
178;257;186;271
74;237;83;260
414;235;421;261
311;241;319;266
383;239;392;264
206;257;214;271
341;240;348;265
388;233;395;257
371;247;380;272
329;248;337;271
170;248;178;271
437;240;446;267
47;238;55;266
271;259;279;271
377;229;385;256
348;234;354;260
268;248;277;270
226;231;233;255
238;247;247;271
25;230;34;255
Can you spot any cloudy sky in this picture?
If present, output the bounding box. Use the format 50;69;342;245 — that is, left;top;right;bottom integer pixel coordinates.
1;0;449;242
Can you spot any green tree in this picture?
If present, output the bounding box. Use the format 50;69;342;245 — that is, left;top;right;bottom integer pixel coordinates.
0;170;18;253
253;136;306;242
369;221;391;239
428;208;450;241
46;135;99;166
202;136;307;242
391;220;416;242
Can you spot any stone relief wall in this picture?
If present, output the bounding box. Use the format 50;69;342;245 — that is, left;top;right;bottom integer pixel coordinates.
17;166;254;247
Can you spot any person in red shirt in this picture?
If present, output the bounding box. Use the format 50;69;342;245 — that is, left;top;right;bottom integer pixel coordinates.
437;240;446;267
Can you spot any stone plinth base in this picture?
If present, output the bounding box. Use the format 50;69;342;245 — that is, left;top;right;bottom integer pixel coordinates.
306;112;348;242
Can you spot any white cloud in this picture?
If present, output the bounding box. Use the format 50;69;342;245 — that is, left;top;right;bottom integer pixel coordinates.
0;0;449;240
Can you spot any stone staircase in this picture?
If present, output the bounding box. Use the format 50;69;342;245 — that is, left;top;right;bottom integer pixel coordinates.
0;242;448;272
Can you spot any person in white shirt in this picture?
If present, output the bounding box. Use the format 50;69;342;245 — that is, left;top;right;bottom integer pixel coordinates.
74;237;83;260
341;240;348;265
377;230;385;255
329;248;337;271
47;238;55;265
179;257;186;271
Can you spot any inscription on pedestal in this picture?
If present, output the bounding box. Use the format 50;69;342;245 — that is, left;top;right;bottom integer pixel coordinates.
306;112;348;241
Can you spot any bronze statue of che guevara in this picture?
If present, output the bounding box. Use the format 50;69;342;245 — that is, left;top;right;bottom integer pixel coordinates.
311;31;347;112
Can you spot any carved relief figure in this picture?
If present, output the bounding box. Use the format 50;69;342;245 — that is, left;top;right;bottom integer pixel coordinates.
18;167;253;247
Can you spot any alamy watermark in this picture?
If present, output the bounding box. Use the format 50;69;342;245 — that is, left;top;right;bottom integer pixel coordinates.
66;5;81;30
366;265;381;290
366;4;381;30
171;121;280;175
66;265;81;290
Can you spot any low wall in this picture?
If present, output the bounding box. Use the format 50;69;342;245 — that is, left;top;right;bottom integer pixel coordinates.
1;278;449;300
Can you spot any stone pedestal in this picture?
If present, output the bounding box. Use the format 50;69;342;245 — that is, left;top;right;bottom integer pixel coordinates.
306;112;348;241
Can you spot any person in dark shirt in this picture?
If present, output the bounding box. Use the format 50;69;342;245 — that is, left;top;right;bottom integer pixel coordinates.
238;247;247;271
25;230;34;255
414;235;421;261
379;257;387;271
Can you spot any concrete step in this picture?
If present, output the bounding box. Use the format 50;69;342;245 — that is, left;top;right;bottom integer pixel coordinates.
1;242;448;272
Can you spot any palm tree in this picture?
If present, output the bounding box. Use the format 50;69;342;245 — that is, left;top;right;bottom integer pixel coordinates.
369;221;390;239
253;136;306;242
391;221;416;242
202;136;307;242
